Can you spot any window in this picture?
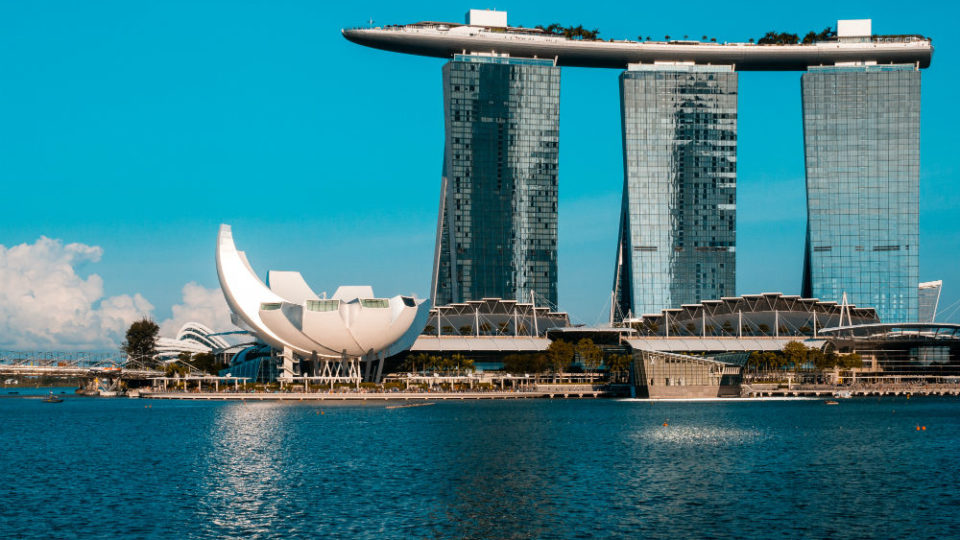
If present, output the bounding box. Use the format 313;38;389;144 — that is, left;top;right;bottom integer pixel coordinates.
306;299;340;312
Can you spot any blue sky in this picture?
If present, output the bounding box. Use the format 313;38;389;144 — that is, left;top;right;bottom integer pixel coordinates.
1;0;957;343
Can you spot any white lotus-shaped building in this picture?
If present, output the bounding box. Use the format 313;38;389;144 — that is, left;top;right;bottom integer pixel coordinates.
216;225;430;374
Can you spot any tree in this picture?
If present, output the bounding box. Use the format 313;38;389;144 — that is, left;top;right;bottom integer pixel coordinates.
764;351;783;370
606;353;632;382
839;353;863;369
575;338;602;371
503;353;547;376
192;352;219;374
123;318;159;367
545;339;575;381
404;352;431;373
757;31;799;45
450;353;474;374
782;341;808;370
808;349;830;371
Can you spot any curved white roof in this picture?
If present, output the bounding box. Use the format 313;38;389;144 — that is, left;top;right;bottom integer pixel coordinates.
216;224;431;358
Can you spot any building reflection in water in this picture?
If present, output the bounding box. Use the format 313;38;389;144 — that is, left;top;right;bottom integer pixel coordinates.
195;403;293;538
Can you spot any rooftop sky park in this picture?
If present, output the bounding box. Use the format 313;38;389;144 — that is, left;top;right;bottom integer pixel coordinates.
342;12;932;70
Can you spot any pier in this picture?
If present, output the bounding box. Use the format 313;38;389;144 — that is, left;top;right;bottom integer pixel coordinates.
742;383;960;398
139;389;609;401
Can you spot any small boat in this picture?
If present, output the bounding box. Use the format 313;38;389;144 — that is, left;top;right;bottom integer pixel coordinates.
825;400;839;405
834;390;852;399
42;393;63;403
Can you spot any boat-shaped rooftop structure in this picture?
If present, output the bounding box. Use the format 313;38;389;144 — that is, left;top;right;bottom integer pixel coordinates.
343;14;932;70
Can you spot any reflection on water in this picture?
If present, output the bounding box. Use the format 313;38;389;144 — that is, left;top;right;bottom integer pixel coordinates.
1;397;960;538
634;424;767;446
197;403;291;537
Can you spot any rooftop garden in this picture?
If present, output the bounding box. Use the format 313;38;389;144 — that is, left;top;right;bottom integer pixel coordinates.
533;24;600;40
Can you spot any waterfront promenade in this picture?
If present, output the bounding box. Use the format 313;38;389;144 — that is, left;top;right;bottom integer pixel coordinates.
139;385;612;401
743;382;960;398
137;382;960;401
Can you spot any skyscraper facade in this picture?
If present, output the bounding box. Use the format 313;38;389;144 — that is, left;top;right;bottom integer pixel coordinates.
432;55;560;307
614;64;738;319
801;65;920;323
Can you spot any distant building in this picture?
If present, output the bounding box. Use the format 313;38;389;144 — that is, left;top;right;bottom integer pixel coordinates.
819;323;960;376
625;292;879;339
423;297;568;337
918;280;943;323
614;64;737;318
433;52;560;307
156;322;231;362
631;350;745;398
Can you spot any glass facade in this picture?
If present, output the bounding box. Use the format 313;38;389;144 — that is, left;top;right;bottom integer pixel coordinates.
432;55;560;307
801;65;920;323
614;65;738;319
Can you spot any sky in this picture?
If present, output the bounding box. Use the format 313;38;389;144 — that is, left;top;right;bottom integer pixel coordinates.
0;1;958;350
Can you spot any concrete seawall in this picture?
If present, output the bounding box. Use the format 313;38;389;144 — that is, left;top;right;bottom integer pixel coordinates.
140;390;608;401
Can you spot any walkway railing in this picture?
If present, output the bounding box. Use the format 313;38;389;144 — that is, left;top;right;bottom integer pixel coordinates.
0;350;127;369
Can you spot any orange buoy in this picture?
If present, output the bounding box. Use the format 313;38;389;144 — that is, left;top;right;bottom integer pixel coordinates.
916;425;921;431
662;422;668;427
922;426;926;431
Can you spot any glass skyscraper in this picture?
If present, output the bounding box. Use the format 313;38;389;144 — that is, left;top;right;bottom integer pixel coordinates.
613;64;738;319
801;65;920;323
432;55;560;307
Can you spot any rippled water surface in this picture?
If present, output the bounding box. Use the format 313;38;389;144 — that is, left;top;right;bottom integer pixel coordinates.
2;394;959;538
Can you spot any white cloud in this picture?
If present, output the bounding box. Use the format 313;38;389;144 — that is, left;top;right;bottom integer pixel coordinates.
158;282;237;339
0;237;153;350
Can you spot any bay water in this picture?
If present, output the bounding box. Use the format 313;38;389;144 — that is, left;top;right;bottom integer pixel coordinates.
1;394;958;538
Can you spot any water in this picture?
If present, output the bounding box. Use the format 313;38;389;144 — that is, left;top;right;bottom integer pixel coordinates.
2;394;959;539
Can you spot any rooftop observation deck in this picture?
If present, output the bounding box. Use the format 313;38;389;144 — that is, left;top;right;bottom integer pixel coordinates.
342;22;933;71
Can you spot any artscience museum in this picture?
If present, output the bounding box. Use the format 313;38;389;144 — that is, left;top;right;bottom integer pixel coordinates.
216;225;430;383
